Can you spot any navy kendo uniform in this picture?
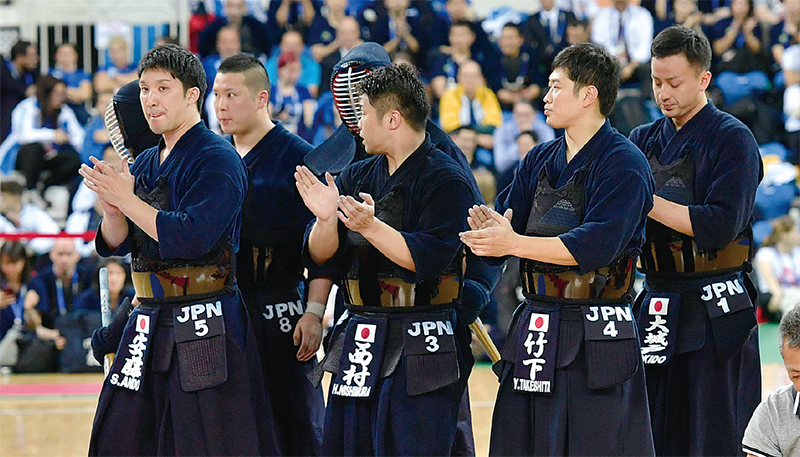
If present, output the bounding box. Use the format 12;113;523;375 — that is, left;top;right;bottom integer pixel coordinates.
305;135;476;456
88;122;278;456
304;43;502;456
630;101;763;456
235;121;325;455
489;121;656;456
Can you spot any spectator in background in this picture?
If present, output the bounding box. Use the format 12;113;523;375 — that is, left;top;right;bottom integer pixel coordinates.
80;91;113;166
49;43;92;125
785;32;800;156
655;0;704;34
357;0;427;68
496;130;538;193
449;126;497;209
267;29;322;97
592;0;654;90
492;100;555;176
770;0;800;74
0;241;59;373
558;0;600;20
0;76;83;204
524;0;577;73
755;216;800;322
711;0;771;106
496;22;546;112
93;36;137;94
1;40;40;142
199;0;272;59
28;237;99;373
439;59;502;159
0;175;60;255
428;0;495;70
271;51;316;141
565;17;592;45
308;0;350;62
429;20;500;110
268;0;317;41
319;16;363;93
0;242;33;365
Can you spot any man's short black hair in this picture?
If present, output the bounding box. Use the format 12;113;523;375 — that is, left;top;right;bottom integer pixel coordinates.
552;42;621;117
10;40;33;61
138;44;207;112
780;305;800;353
358;63;429;132
502;22;524;36
218;53;270;97
651;25;712;73
517;130;539;143
451;19;475;34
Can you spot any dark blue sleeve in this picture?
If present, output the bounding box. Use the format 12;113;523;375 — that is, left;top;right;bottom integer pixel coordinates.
401;177;473;283
559;150;654;274
769;23;782;47
459;249;503;324
155;150;247;259
711;18;729;40
29;275;51;316
95;218;133;258
689;123;762;250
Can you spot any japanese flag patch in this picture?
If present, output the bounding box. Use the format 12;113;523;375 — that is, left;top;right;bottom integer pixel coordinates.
648;297;669;315
529;313;550;332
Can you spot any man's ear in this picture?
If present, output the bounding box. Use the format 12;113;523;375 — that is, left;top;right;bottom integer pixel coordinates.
582;85;599;108
187;87;201;106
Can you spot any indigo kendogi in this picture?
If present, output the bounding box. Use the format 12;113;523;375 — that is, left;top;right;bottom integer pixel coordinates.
461;43;656;455
83;45;277;456
214;51;326;457
630;26;763;456
297;64;475;455
304;43;503;456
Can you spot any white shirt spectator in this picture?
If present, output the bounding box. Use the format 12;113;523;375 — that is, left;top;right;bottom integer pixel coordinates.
591;3;654;65
0;203;60;254
0;96;85;174
558;0;599;20
783;44;800;133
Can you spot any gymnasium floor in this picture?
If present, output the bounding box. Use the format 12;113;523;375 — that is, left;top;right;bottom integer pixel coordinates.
0;323;788;457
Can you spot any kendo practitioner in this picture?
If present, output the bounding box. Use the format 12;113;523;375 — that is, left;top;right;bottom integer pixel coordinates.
461;42;656;455
302;42;503;456
629;25;763;456
79;44;278;456
295;63;475;456
212;52;325;456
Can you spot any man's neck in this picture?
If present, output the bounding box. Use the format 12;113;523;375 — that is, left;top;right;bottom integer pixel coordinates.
385;131;425;175
234;115;275;158
56;266;76;283
161;113;201;162
671;96;707;130
564;115;605;162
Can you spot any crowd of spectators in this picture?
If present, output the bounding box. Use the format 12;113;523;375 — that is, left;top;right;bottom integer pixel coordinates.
3;0;800;370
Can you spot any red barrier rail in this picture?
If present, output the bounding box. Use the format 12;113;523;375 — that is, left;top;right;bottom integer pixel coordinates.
0;231;97;241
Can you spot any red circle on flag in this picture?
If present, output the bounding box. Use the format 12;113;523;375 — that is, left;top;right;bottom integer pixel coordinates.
139;318;145;330
654;300;663;312
535;316;544;329
361;327;370;339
